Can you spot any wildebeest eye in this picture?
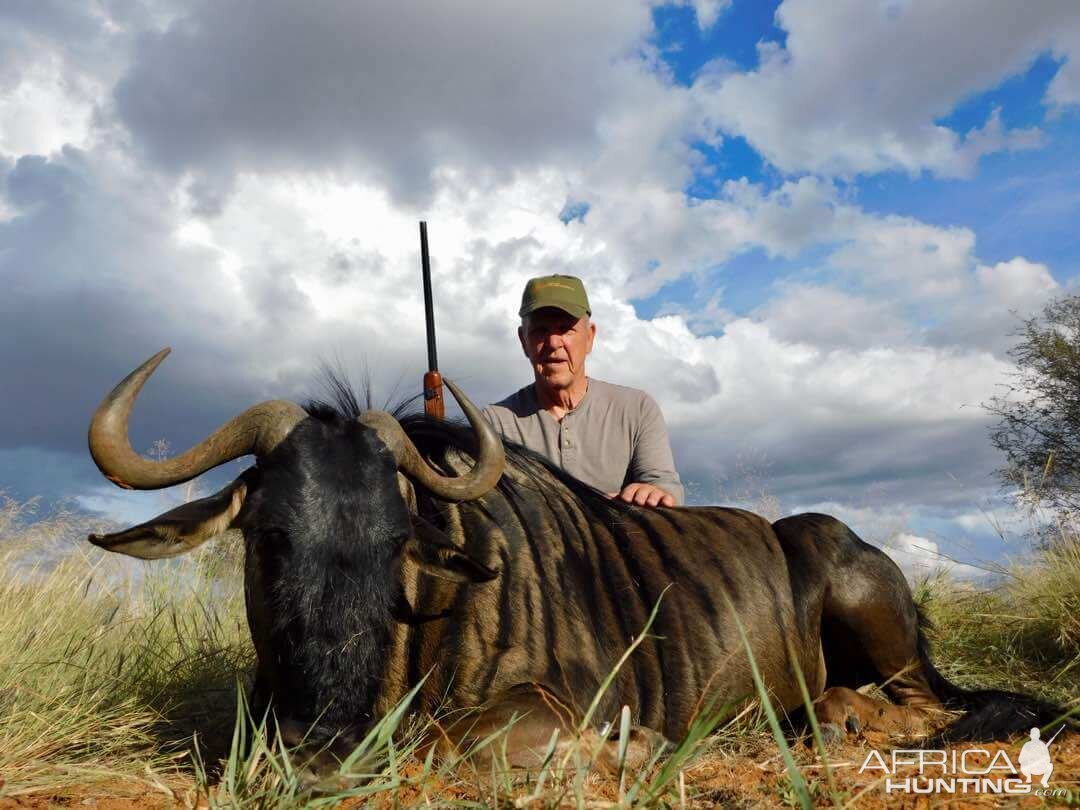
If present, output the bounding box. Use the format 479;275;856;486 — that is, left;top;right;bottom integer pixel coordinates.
260;528;289;549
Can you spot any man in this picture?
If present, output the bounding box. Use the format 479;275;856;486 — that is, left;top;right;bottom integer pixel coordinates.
483;274;684;507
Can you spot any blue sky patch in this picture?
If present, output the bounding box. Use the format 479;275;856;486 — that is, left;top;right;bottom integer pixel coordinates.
686;135;772;197
856;121;1080;278
651;0;786;85
938;51;1063;133
559;199;590;224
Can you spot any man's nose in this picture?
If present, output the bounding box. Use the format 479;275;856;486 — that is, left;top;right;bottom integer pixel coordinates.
545;332;565;350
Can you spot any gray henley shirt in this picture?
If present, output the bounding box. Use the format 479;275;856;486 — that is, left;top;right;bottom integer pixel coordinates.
482;378;685;505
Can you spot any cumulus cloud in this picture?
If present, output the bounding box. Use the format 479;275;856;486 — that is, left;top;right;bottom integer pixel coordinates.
0;53;95;157
755;285;913;351
879;532;987;580
929;257;1060;353
696;0;1077;178
576;176;842;299
687;0;731;30
0;2;138;156
111;0;659;204
953;108;1045;175
0;0;1070;570
0;139;1032;527
832;215;976;301
1046;19;1080;111
976;257;1059;308
0;146;273;457
791;502;990;579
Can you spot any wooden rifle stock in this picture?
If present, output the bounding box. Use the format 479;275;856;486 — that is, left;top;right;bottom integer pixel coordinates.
423;370;445;420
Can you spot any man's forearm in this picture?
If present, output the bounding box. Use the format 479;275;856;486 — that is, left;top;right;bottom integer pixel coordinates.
630;396;685;506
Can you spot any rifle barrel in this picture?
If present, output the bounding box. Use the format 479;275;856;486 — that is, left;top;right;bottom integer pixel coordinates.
419;221;445;420
420;221;438;372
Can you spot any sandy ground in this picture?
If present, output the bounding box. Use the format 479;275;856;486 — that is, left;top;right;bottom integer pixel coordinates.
2;732;1076;808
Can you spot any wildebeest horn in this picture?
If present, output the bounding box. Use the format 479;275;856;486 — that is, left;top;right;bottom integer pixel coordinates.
358;379;504;501
88;348;308;490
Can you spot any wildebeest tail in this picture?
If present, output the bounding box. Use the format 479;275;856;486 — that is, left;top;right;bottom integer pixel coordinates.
913;605;1074;745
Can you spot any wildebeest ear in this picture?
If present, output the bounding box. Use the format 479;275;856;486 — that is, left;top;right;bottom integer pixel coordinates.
405;516;499;584
88;479;247;559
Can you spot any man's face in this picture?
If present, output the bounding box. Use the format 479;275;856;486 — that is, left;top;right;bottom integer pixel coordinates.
518;307;596;390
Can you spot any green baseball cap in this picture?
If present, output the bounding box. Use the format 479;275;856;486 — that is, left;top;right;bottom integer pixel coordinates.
519;274;591;319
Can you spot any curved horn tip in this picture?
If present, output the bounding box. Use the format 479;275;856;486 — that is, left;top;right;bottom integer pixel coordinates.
112;347;171;390
144;346;172;370
442;378;490;417
88;348;300;490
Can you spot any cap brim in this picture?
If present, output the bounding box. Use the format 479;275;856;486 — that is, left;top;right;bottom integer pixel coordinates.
519;302;590;319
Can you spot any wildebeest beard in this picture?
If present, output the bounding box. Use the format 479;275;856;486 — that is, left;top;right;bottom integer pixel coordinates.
239;410;408;743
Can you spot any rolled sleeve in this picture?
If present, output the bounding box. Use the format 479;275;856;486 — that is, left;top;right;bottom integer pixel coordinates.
629;394;684;505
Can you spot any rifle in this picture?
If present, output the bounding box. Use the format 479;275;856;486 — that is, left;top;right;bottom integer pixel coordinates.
419;221;444;420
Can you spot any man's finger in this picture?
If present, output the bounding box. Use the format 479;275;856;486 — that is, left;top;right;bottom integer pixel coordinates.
659;492;675;507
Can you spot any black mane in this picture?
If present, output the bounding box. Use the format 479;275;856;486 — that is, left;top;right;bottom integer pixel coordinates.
305;364;420;423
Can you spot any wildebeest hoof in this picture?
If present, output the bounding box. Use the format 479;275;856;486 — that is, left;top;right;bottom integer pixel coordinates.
820;722;845;748
845;714;861;735
585;725;668;774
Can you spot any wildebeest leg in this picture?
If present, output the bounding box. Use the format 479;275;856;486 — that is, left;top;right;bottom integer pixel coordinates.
443;684;664;773
773;514;943;738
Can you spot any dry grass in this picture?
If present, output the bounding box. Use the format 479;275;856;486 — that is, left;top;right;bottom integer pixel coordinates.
0;492;1077;807
0;493;251;798
914;524;1080;711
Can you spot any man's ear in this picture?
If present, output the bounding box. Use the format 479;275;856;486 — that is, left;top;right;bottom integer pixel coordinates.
88;478;247;559
405;514;499;584
586;318;596;354
518;323;530;358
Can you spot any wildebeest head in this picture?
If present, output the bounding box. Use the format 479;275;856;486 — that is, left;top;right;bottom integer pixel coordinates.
86;348;504;741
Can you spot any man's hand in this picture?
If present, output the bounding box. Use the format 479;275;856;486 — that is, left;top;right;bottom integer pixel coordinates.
611;482;675;508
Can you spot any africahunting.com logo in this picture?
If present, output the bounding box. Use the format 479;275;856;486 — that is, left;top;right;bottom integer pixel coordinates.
859;726;1069;797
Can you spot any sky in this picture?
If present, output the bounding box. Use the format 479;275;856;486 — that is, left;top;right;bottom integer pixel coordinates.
3;0;1080;578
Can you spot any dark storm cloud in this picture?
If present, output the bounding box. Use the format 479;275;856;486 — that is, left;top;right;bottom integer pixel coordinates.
0;149;300;486
0;146;443;507
112;0;652;203
241;261;317;327
0;1;136;98
323;249;386;286
0;1;103;66
0;0;169;38
672;410;1004;515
